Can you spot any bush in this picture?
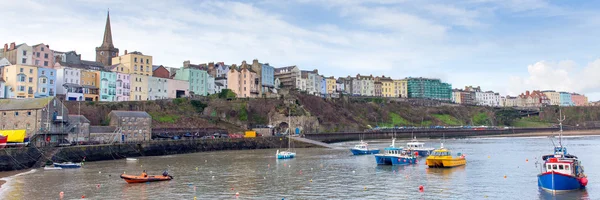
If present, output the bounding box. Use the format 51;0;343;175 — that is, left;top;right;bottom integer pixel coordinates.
190;100;207;112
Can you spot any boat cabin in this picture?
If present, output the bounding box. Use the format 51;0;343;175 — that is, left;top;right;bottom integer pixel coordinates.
383;147;404;155
544;161;573;175
354;144;368;149
407;142;425;149
431;149;452;157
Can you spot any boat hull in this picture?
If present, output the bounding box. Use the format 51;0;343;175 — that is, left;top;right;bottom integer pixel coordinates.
351;149;380;155
426;158;466;168
277;153;296;159
120;174;173;184
54;163;81;169
538;172;585;192
374;155;394;165
390;156;417;165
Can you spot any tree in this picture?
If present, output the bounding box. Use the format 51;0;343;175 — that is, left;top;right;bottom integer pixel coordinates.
218;89;237;99
495;109;520;126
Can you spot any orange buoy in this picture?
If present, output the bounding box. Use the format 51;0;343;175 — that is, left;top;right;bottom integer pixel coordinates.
526;159;529;162
59;191;64;199
81;195;85;198
419;185;424;192
504;175;507;179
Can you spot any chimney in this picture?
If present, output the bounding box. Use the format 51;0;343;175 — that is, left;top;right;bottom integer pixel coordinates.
3;43;7;50
208;62;215;69
46;45;49;49
183;60;190;68
10;42;15;50
124;50;128;55
313;69;318;74
252;59;259;65
265;63;269;66
526;91;530;96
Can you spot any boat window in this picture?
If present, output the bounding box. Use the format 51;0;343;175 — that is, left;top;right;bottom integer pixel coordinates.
547;164;551;170
565;165;570;171
552;165;557;170
559;165;564;170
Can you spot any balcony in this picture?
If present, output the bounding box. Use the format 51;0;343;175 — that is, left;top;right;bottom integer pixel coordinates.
109;83;117;88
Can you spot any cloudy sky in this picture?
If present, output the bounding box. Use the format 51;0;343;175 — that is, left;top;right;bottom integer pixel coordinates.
2;0;600;100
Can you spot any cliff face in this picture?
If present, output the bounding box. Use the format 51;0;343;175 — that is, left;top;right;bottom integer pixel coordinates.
64;93;600;134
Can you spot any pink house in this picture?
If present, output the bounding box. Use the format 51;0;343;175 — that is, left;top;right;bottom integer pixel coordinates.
571;93;588;106
32;43;54;68
227;61;259;98
116;72;130;101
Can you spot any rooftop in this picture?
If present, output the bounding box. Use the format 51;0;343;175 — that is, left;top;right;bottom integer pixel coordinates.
0;97;54;111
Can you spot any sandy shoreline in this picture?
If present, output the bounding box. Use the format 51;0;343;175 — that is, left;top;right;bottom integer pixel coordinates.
0;169;34;189
472;129;600;138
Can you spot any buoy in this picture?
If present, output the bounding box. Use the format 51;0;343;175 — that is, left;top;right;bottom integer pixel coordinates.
352;171;355;173
526;159;529;162
194;197;197;200
504;175;507;179
59;191;64;199
364;186;367;191
310;179;313;182
231;187;234;191
196;167;199;171
81;195;85;198
419;185;424;192
96;184;100;188
236;192;239;197
98;171;101;174
205;160;207;163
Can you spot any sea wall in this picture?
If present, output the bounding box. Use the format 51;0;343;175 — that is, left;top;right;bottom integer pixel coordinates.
0;137;318;172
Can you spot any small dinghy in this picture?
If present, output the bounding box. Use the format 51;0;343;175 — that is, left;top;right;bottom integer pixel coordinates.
54;162;82;169
120;172;173;184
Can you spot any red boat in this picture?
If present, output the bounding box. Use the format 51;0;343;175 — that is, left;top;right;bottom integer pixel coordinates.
0;135;7;149
120;173;173;184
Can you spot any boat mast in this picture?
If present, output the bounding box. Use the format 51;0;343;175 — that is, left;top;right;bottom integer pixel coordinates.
557;109;565;148
288;107;291;151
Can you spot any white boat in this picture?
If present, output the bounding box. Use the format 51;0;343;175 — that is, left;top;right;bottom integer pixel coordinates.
277;108;296;160
350;140;380;155
126;158;138;161
406;137;435;156
44;165;62;170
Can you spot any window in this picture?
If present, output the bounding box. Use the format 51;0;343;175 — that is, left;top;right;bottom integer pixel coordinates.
20;68;24;73
19;86;25;91
146;59;149;64
559;165;564;170
552;165;557;170
22;58;27;64
50;80;54;85
134;65;138;71
42;71;45;75
44;53;48;58
100;51;104;55
134;58;138;63
22;50;27;56
50;71;53;76
41;78;47;84
44;61;48;66
15;112;18;116
35;60;40;65
141;66;144;72
29;77;33;83
565;165;570;171
41;47;45;51
29;69;33;74
19;76;25;82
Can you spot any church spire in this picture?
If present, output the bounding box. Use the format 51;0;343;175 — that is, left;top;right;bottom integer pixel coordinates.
101;10;114;48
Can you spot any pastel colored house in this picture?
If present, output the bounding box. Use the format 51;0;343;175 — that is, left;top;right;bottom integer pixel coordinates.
148;76;169;100
152;65;170;79
215;77;227;94
111;51;153;76
326;77;336;94
115;72;130;101
207;75;215;95
35;67;56;98
32;43;54;68
2;65;38;99
130;74;148;101
167;79;189;98
559;92;573;106
0;58;11;67
274;65;301;89
54;64;83;101
374;81;382;97
393;79;407;98
0;78;5;98
227;62;259;98
356;74;374;96
98;71;117;101
1;42;33;65
174;65;210;96
542;90;560;106
215;62;229;78
376;76;394;97
320;76;327;96
80;70;99;101
571;93;587;106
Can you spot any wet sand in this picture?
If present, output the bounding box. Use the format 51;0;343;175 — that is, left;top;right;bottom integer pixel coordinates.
474;129;600;138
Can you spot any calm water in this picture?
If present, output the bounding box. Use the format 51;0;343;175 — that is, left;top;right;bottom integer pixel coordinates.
1;136;598;200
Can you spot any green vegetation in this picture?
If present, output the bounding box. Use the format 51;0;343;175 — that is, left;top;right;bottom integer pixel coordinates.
100;116;110;126
172;98;186;105
150;112;181;123
190;100;207;112
472;112;490;126
380;112;413;127
432;114;462;125
495;108;521;126
238;104;248;121
512;116;552;128
218;89;237;99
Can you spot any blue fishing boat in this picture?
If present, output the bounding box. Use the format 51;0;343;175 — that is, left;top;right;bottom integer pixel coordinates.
54;162;82;169
375;138;413;165
406;137;434;157
350;140;380;155
537;110;588;193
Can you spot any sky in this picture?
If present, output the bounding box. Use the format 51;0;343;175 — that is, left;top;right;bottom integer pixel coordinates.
2;0;600;100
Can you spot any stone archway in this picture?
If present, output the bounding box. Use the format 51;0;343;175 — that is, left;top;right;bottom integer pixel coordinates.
277;122;289;134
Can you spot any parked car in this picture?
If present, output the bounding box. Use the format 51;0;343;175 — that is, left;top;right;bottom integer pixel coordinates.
201;135;215;139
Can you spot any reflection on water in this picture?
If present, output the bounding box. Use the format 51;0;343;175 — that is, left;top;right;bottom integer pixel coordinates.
0;136;598;199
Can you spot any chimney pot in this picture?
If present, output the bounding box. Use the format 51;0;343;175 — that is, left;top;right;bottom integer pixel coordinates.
124;50;128;55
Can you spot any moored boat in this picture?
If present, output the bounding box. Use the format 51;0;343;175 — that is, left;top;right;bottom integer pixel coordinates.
425;144;466;168
406;137;434;157
375;138;415;165
276;149;296;159
350;140;380;155
54;162;82;169
276;108;296;160
537;110;587;193
120;173;173;184
44;165;62;170
126;158;138;162
0;135;6;149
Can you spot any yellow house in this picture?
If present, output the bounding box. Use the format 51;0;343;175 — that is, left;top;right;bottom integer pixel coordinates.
111;51;153;76
80;70;99;101
377;76;394;97
130;74;148;101
393;79;408;98
1;65;38;98
326;76;336;94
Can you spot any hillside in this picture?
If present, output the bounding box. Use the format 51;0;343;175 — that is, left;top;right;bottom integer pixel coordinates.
64;92;600;133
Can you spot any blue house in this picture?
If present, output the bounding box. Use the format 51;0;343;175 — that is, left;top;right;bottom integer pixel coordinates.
36;67;57;98
559;92;573;106
321;76;327;96
261;63;275;93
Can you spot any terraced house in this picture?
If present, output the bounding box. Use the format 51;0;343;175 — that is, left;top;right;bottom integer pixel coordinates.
98;71;116;101
175;61;210;96
227;62;259;98
0;42;33;65
356;74;374;96
108;63;130;101
54;63;83;101
80;70;99;101
32;43;54;68
35;67;56;98
112;51;152;76
2;65;38;99
406;77;452;101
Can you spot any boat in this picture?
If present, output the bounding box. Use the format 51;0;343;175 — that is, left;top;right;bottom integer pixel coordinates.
350;140;380;155
276;108;296;159
0;135;6;149
44;165;62;170
374;138;416;165
120;173;173;184
126;158;138;161
54;162;82;169
406;137;434;157
537;110;587;193
425;143;466;168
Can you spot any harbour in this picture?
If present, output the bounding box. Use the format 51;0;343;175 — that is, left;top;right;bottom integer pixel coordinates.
0;136;597;199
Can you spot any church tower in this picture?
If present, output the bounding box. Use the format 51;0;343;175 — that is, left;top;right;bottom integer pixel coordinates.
96;11;119;66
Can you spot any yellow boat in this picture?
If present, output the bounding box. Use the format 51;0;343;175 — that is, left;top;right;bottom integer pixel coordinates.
425;144;466;168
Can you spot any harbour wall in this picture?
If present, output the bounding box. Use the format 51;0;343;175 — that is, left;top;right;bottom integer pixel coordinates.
304;128;573;143
0;137;317;172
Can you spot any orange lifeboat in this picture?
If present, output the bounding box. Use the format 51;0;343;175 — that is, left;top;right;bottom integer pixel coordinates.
120;173;173;184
